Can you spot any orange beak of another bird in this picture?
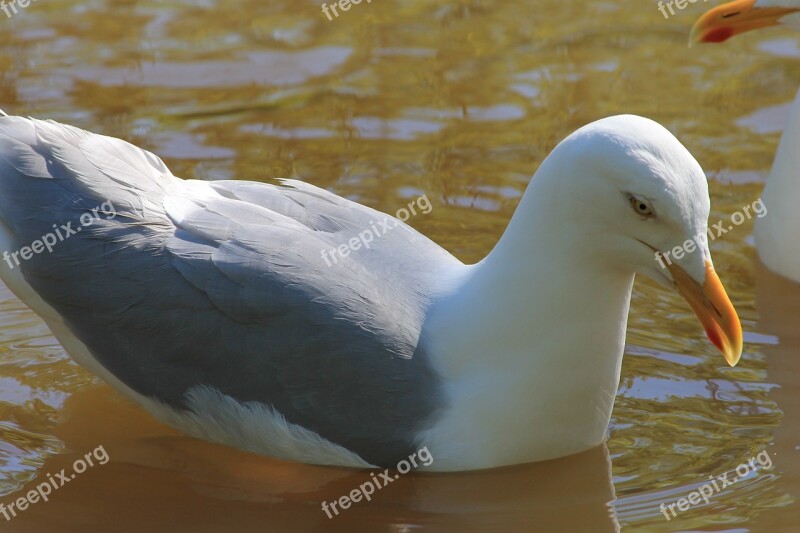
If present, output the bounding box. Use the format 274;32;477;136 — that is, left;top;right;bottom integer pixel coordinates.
690;0;800;44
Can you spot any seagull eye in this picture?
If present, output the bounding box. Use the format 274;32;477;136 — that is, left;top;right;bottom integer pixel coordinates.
628;195;654;218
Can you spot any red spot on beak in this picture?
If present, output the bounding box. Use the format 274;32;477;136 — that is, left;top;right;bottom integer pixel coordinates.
704;27;735;43
705;327;723;352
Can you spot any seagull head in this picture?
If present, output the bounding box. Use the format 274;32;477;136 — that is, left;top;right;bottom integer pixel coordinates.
690;0;800;44
541;115;743;366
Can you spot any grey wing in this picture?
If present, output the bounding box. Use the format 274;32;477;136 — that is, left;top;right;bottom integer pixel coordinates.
0;116;461;466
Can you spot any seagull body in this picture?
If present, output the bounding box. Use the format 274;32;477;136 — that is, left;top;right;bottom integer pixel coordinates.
693;0;800;282
0;113;741;471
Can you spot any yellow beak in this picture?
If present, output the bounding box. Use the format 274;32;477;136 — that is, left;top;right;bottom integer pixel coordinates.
690;0;800;44
669;260;743;366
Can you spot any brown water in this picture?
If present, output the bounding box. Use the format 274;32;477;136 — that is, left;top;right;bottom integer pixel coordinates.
0;0;797;531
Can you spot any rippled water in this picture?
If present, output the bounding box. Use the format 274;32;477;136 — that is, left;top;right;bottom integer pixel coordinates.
0;0;797;531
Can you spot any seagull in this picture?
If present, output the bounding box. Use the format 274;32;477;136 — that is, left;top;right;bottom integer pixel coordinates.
0;112;742;472
692;0;800;282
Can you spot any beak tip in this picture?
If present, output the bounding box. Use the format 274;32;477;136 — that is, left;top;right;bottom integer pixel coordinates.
707;328;742;367
688;27;701;47
727;342;743;367
720;329;743;367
